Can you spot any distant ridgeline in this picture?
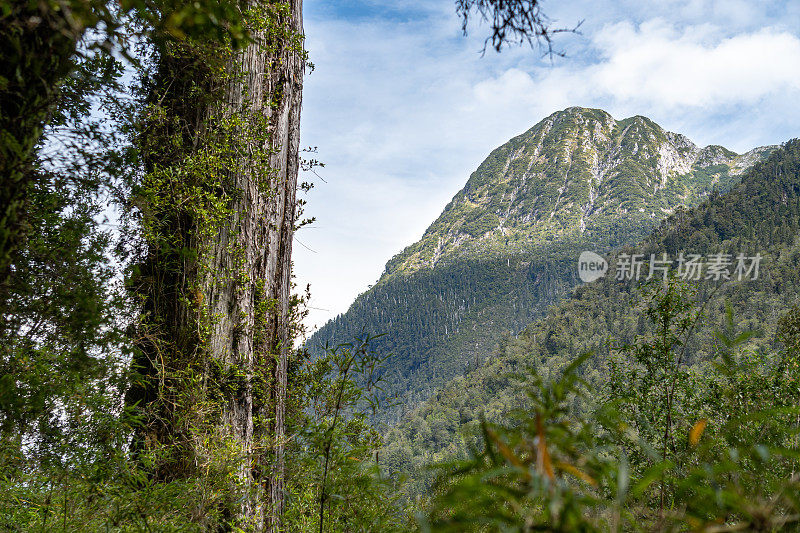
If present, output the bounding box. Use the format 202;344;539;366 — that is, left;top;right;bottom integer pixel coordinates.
382;140;800;498
306;107;775;425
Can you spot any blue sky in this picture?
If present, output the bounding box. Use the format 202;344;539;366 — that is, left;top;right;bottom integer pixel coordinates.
294;0;800;332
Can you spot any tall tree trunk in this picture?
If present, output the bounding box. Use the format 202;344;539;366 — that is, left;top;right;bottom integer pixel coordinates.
214;0;304;526
127;1;303;529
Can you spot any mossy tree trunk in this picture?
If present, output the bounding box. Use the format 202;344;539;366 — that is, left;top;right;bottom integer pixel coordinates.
211;1;303;526
127;1;303;529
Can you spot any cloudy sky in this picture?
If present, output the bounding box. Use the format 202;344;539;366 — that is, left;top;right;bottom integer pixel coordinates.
294;0;800;332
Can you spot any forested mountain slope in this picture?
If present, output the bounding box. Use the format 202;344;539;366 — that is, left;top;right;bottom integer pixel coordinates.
308;107;775;423
381;139;800;497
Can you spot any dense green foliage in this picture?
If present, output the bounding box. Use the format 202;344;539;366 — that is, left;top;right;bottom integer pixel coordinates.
383;140;800;503
284;338;405;531
315;252;578;425
421;289;800;530
0;0;252;290
0;9;134;528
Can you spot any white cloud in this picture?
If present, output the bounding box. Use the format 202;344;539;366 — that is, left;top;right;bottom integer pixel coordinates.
467;22;800;114
588;22;800;107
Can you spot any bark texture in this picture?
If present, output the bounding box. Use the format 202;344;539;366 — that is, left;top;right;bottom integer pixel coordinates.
210;0;304;526
127;1;303;529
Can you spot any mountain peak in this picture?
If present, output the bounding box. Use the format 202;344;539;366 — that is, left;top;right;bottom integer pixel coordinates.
556;106;613;119
381;108;773;278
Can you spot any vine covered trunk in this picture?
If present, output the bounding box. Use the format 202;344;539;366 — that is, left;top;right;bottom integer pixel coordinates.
126;1;303;529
